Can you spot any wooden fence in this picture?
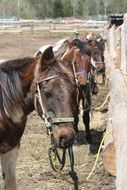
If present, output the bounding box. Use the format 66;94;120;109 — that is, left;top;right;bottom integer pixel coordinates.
0;19;106;33
103;13;127;190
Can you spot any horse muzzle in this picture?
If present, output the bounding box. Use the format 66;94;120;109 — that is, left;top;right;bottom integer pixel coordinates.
51;124;76;149
78;76;87;86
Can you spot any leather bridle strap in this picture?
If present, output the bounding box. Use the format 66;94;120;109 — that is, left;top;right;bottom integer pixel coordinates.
71;60;88;84
71;60;78;84
36;84;52;130
52;117;74;124
36;75;58;84
76;71;88;77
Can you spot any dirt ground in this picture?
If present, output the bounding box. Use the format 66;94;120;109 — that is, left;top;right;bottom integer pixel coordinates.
0;32;115;190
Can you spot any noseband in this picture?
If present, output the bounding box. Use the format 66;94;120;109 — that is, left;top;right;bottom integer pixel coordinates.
34;75;74;134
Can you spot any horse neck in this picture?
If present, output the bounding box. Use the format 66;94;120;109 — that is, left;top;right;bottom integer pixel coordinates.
20;60;38;114
21;61;37;86
61;54;74;74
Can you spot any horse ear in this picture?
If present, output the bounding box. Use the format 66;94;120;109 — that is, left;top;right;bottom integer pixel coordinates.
40;46;54;67
66;40;73;48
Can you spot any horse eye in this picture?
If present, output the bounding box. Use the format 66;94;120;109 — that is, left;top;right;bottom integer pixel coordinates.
44;91;52;98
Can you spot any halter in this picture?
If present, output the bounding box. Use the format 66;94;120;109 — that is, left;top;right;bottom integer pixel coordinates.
70;49;94;114
71;59;88;86
34;75;74;134
91;58;105;74
90;43;104;71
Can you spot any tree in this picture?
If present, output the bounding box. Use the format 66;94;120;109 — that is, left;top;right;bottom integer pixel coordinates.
61;0;72;17
52;0;63;18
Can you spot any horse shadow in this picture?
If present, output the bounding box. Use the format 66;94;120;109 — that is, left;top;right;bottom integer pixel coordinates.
75;129;105;155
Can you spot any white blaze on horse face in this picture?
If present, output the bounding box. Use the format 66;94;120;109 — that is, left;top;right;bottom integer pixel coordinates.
1;145;19;190
91;58;96;68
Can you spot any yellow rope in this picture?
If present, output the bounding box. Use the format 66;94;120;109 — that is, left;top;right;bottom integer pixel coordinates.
50;129;113;185
94;91;110;111
94;73;106;87
104;76;108;88
85;129;112;181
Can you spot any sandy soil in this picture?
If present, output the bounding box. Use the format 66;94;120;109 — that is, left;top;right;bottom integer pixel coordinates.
0;32;115;190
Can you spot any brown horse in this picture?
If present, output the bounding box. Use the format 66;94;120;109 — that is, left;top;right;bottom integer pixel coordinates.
82;32;106;83
61;39;93;143
0;46;78;190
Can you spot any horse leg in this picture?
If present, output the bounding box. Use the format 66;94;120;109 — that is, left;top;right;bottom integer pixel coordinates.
83;110;92;143
1;144;19;190
74;113;79;134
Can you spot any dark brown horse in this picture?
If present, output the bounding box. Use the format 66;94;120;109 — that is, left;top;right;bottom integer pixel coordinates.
0;46;78;190
82;32;106;83
61;39;93;143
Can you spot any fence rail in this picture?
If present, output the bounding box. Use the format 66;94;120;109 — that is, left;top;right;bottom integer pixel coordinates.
0;19;106;33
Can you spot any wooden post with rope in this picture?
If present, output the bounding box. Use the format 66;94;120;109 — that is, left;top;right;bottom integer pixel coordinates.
103;13;127;189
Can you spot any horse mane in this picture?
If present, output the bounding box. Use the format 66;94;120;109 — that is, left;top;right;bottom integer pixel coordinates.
0;57;38;72
58;61;75;82
0;57;38;122
0;57;75;122
43;58;75;84
71;39;91;57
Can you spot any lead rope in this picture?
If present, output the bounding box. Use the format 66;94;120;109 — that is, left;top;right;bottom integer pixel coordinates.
35;83;75;172
94;92;110;111
49;130;112;185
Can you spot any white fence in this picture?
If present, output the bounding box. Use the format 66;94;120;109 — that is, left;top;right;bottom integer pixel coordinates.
0;19;106;33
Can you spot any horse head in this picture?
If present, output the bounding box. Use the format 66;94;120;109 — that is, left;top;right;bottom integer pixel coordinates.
34;46;78;149
61;39;91;88
84;32;106;73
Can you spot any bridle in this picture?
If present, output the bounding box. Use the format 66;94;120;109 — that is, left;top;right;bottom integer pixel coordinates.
89;42;105;72
71;59;88;86
34;75;74;135
91;56;104;71
34;74;76;174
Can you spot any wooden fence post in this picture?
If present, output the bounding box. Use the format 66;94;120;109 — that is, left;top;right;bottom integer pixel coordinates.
103;13;127;190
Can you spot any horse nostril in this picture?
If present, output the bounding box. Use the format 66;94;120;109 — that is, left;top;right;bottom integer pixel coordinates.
59;137;66;147
59;135;74;148
80;84;86;90
52;126;76;149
